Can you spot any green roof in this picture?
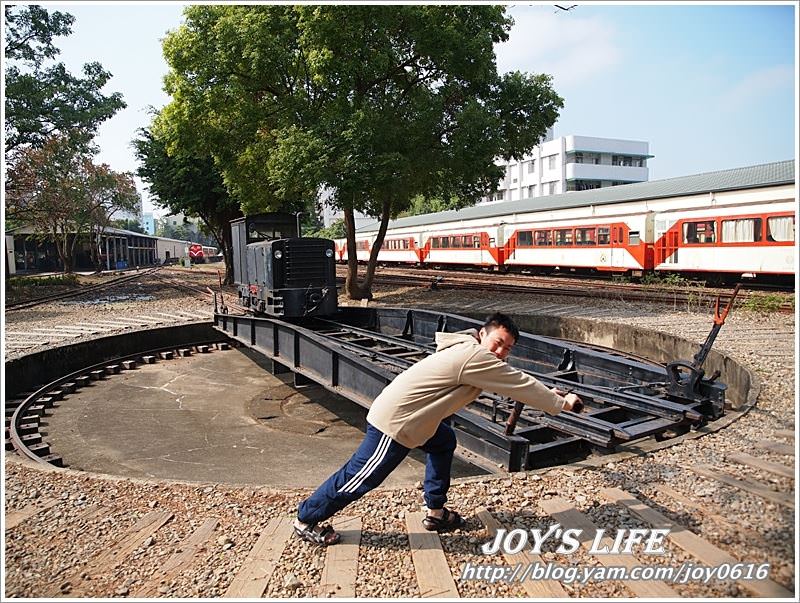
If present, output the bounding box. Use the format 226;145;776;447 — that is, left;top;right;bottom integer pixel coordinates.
357;159;795;234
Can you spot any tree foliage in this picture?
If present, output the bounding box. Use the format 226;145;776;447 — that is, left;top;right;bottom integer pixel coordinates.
6;134;141;272
133;124;242;283
4;5;126;160
158;5;563;298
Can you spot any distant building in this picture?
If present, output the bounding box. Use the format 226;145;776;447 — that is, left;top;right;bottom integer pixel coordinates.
142;212;156;235
481;134;652;203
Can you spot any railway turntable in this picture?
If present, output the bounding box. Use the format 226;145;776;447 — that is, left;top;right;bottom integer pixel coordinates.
212;303;731;472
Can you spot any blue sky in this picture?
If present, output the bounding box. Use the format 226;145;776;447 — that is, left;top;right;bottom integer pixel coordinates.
24;2;798;216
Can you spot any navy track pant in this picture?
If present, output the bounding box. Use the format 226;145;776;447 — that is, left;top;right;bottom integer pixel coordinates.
297;421;456;526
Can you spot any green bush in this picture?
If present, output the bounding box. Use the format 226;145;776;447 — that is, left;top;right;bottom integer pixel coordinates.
9;274;78;288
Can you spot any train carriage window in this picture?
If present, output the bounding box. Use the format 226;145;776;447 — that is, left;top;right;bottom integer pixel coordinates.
767;216;795;242
628;231;640;245
534;230;552;246
554;229;573;246
473;235;481;248
597;227;610;245
517;231;533;247
575;227;597;245
432;237;440;249
722;218;762;243
462;235;472;248
451;236;461;248
682;221;716;244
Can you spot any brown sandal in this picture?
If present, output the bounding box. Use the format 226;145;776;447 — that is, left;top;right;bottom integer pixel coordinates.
422;508;466;532
293;522;341;546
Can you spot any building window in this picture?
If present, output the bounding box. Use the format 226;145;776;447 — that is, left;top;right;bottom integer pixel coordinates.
548;155;556;170
528;160;536;173
574;152;584;164
548;182;557;195
494;191;505;201
527;185;536;197
612;155;635;167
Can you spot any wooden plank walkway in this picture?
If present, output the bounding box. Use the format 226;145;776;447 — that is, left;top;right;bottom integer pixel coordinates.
539;497;678;597
4;498;60;530
475;507;567;598
46;510;173;597
756;440;794;456
727;451;794;479
601;487;793;598
691;464;794;508
405;511;459;598
658;484;769;547
318;516;361;597
133;517;219;597
223;516;293;598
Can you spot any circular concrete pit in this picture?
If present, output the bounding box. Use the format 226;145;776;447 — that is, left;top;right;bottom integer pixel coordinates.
43;346;486;486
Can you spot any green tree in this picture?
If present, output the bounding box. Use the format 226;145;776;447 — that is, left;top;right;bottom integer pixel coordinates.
4;5;126;161
133;124;242;283
158;5;562;298
6;134;140;272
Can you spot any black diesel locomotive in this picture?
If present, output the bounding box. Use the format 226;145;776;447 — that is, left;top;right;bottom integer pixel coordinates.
232;213;338;317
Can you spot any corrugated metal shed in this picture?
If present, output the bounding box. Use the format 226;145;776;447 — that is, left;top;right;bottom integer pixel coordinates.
357;159;795;233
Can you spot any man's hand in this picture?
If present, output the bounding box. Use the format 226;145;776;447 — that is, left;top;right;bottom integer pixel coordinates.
552;388;584;413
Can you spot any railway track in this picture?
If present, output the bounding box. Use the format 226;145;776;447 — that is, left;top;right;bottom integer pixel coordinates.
342;266;795;313
6;266;167;311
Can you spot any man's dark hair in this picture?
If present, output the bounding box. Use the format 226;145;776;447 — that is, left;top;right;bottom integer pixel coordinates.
483;312;520;343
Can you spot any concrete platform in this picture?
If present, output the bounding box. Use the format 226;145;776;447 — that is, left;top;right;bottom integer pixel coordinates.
44;347;487;487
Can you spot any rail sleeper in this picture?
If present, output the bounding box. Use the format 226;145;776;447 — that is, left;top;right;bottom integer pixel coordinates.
26;442;51;457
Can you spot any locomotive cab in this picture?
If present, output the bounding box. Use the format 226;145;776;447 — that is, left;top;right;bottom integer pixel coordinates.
232;213;338;317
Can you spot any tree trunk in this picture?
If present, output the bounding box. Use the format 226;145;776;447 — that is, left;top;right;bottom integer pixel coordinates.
53;224;72;273
343;205;363;299
359;200;392;299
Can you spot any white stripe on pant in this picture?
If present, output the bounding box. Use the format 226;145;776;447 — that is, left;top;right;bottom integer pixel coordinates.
337;433;391;493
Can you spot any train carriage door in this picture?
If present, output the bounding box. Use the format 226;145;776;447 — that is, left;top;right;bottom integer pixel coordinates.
610;225;625;268
655;218;678;265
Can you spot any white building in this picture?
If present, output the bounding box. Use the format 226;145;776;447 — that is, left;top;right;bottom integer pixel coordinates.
483;134;652;203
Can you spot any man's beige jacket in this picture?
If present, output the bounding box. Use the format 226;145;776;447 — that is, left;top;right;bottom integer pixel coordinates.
366;330;565;448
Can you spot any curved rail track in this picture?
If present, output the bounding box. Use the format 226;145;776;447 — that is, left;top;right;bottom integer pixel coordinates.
6;339;232;466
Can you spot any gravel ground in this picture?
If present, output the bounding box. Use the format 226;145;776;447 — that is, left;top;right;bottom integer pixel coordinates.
4;270;796;598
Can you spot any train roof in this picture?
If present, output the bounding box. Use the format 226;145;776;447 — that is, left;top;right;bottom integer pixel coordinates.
356;159;795;234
